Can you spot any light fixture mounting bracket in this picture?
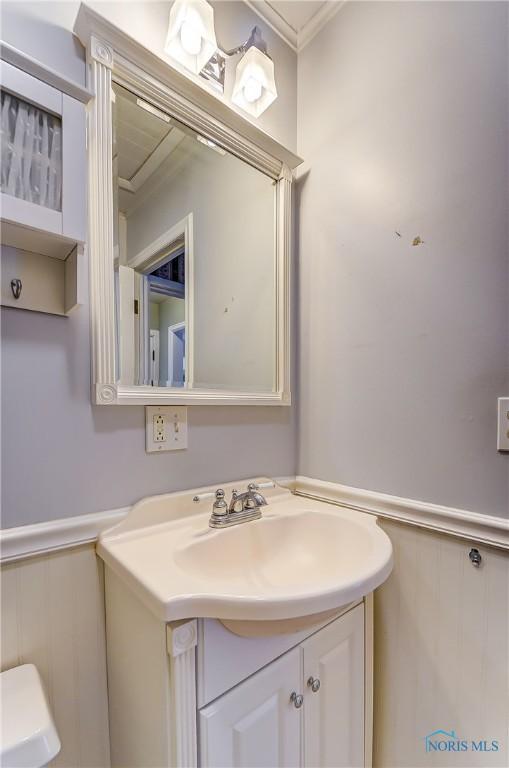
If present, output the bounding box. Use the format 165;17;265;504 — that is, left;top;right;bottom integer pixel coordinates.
198;26;270;94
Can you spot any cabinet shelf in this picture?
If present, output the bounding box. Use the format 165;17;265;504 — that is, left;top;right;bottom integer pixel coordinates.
0;244;85;317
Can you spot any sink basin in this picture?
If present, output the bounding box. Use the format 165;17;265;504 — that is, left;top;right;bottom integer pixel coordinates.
97;481;393;625
175;511;382;586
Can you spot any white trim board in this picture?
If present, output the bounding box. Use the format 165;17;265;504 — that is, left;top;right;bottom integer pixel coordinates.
0;476;295;564
297;1;346;51
1;476;507;564
245;1;298;50
0;507;129;563
293;476;509;551
244;1;345;52
0;40;93;103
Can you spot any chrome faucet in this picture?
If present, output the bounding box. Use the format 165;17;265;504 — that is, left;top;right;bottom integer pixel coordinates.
229;483;268;513
209;483;269;528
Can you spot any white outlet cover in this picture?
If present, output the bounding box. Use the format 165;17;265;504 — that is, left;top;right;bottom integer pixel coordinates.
497;397;509;451
145;406;188;453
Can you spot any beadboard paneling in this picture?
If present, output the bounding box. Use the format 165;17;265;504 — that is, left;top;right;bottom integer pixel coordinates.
0;544;111;768
374;520;508;768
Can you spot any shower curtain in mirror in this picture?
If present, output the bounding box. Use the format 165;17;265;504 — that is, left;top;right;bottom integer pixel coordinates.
1;91;62;211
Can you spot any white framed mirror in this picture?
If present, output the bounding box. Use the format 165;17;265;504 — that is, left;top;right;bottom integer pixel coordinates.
75;4;302;405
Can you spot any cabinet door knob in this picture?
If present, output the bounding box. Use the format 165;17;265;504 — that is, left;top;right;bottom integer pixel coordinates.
290;691;304;708
307;676;321;693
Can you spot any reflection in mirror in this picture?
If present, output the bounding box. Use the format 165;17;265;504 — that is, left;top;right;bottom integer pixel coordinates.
147;242;186;387
112;82;276;393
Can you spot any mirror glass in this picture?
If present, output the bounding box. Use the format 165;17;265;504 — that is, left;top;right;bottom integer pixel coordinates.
112;82;276;392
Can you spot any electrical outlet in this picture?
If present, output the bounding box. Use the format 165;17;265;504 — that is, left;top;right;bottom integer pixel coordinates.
153;414;165;442
145;406;188;453
152;413;166;443
497;398;509;451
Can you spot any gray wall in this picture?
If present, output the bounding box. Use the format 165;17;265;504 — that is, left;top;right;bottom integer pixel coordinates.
297;1;509;517
0;1;297;528
157;296;185;387
3;1;507;527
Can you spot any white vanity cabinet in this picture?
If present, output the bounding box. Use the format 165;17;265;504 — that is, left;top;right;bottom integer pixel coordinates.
99;485;391;768
199;604;365;768
104;567;372;768
302;605;365;768
200;647;302;768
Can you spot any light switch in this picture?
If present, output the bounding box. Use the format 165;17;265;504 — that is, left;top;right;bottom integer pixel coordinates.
145;406;188;453
497;398;509;451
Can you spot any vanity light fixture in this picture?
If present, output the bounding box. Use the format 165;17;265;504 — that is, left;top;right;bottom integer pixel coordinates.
165;1;277;118
164;0;218;75
231;28;277;118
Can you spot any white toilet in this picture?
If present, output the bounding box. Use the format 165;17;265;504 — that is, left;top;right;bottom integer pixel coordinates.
0;664;61;768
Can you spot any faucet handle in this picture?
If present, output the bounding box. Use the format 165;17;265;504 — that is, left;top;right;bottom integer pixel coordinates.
211;488;228;519
247;481;276;491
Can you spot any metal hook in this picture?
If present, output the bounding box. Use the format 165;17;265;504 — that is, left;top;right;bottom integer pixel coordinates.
10;278;22;300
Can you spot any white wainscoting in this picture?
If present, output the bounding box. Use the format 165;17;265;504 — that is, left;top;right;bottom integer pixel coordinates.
1;544;111;768
373;519;509;768
1;480;507;768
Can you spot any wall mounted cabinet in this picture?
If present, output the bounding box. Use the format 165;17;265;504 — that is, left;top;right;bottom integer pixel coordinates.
0;42;91;315
1;56;87;257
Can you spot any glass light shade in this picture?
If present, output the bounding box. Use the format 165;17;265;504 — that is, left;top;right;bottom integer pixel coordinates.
231;45;277;118
165;0;217;76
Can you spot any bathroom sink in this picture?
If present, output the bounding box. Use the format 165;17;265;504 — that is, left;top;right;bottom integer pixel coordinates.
175;511;381;585
97;481;393;624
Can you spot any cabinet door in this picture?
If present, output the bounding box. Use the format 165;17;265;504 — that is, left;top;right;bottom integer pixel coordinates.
199;647;302;768
302;604;365;768
1;60;86;248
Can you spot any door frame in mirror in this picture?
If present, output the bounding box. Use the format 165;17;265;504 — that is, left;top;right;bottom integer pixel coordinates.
74;3;302;406
129;214;193;390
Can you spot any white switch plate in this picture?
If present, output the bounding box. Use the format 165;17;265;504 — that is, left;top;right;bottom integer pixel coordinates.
145;406;188;453
497;398;509;451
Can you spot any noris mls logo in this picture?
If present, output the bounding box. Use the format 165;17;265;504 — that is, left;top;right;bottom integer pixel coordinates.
424;729;500;753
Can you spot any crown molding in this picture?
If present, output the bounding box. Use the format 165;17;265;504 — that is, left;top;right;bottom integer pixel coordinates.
244;1;298;51
244;1;345;53
297;1;346;51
